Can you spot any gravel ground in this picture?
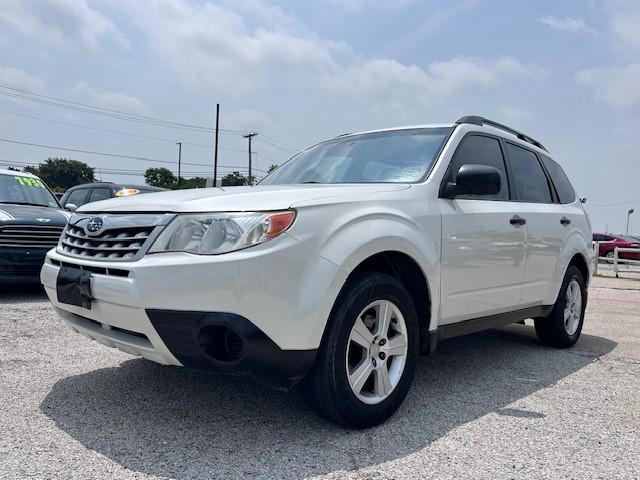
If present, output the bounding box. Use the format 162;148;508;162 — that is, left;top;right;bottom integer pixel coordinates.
1;276;639;480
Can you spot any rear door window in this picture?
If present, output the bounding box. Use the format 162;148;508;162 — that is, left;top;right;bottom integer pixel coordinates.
539;155;576;204
506;143;552;203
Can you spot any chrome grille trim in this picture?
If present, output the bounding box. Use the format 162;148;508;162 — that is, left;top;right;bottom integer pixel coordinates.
58;213;175;262
0;224;65;248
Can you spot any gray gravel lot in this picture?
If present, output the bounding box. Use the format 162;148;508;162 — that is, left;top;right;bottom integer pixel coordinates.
1;276;639;480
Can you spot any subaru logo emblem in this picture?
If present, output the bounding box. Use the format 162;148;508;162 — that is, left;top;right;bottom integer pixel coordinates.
36;218;51;223
85;217;104;235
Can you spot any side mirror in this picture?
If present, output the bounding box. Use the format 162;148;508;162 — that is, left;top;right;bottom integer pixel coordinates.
441;164;502;198
65;203;78;212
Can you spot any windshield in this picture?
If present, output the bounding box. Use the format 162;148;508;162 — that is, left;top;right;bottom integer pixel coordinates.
260;127;452;185
0;174;59;208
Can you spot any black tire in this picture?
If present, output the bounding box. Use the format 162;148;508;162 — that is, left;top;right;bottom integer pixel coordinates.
534;265;587;348
303;272;420;428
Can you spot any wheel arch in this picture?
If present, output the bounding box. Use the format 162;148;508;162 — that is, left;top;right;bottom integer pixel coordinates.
326;250;433;355
568;252;590;286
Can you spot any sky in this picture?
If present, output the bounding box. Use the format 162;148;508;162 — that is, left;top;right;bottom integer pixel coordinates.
0;0;639;233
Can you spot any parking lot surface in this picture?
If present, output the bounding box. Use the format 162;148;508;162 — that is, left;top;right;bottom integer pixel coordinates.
1;276;639;480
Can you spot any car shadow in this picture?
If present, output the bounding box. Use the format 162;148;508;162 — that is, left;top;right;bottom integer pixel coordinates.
0;283;48;303
40;324;616;479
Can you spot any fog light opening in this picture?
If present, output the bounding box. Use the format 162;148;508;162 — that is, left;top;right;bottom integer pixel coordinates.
197;325;244;362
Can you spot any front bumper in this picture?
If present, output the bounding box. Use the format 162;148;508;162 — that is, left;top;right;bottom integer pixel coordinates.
0;247;48;283
41;234;345;388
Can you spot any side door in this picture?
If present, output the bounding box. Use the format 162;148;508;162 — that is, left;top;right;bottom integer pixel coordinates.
439;134;526;324
504;142;565;306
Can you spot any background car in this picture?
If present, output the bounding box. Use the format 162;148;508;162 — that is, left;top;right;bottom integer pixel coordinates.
592;233;640;261
0;168;69;283
60;182;166;211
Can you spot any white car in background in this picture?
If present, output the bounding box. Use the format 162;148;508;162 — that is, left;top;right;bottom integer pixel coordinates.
41;115;593;428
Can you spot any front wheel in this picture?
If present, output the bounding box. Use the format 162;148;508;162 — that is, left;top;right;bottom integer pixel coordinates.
534;265;587;348
303;272;419;428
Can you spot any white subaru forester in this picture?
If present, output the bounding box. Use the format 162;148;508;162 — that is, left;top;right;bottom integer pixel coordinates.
42;116;593;428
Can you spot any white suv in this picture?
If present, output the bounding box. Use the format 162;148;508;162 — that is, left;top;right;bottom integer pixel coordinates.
42;116;593;428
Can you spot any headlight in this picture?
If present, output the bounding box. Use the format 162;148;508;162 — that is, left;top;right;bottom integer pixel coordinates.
149;210;296;255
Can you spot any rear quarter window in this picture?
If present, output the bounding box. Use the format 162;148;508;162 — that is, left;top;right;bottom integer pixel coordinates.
540;155;576;204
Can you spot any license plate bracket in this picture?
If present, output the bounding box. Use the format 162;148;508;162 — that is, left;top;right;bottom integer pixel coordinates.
56;266;93;309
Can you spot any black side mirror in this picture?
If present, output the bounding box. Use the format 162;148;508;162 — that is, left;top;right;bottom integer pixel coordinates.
441;164;502;198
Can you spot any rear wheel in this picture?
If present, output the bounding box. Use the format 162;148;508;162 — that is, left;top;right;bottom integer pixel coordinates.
605;251;615;264
534;265;586;348
303;272;419;428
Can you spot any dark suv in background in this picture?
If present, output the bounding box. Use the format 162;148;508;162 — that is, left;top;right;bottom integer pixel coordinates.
60;183;165;211
0;169;69;283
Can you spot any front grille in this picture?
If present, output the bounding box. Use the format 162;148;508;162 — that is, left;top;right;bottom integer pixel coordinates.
60;224;155;260
0;264;42;276
0;225;64;248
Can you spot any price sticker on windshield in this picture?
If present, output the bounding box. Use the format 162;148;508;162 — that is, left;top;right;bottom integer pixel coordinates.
14;176;46;188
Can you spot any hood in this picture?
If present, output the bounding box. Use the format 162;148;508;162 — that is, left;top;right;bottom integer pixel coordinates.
78;184;411;213
0;204;69;226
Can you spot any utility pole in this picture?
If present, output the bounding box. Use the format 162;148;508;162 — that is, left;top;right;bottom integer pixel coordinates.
626;208;635;235
176;142;182;188
213;103;220;187
242;132;258;185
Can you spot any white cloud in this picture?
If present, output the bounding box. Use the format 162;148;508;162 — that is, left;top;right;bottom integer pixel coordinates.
72;81;150;114
538;15;595;34
327;0;415;11
116;0;544;114
0;66;46;91
328;57;545;106
0;0;128;50
576;64;640;108
611;11;640;53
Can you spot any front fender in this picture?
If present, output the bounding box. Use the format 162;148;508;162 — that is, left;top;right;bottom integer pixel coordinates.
289;200;441;331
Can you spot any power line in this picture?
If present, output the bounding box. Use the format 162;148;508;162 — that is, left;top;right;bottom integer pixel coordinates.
589;198;640;208
0;84;247;135
0;84;300;153
0;109;249;152
0;137;256;170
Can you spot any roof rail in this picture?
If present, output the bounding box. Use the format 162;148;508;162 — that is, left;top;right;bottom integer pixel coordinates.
456;115;547;152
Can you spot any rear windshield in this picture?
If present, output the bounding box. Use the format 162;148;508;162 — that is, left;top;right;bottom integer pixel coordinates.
0;174;58;208
260;127;452;185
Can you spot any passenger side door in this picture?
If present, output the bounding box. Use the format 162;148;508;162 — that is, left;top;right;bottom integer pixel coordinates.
439;134;526;324
505;143;566;306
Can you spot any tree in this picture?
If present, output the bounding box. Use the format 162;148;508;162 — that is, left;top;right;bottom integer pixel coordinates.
267;164;278;173
178;177;207;189
24;158;95;191
221;171;249;186
145;167;176;189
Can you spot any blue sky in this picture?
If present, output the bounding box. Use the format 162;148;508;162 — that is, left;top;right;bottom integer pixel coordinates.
0;0;639;233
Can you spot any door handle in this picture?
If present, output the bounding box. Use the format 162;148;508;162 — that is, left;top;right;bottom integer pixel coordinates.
560;216;571;226
510;215;526;227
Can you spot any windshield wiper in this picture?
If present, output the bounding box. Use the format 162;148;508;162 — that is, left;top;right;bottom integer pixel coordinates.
0;201;51;208
301;181;325;184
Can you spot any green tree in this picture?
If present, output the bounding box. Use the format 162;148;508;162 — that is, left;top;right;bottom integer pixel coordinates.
221;171;249;186
24;158;95;191
178;177;207;189
145;167;177;189
267;163;278;173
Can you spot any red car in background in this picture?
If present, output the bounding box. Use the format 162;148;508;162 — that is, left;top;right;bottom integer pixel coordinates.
593;233;640;261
